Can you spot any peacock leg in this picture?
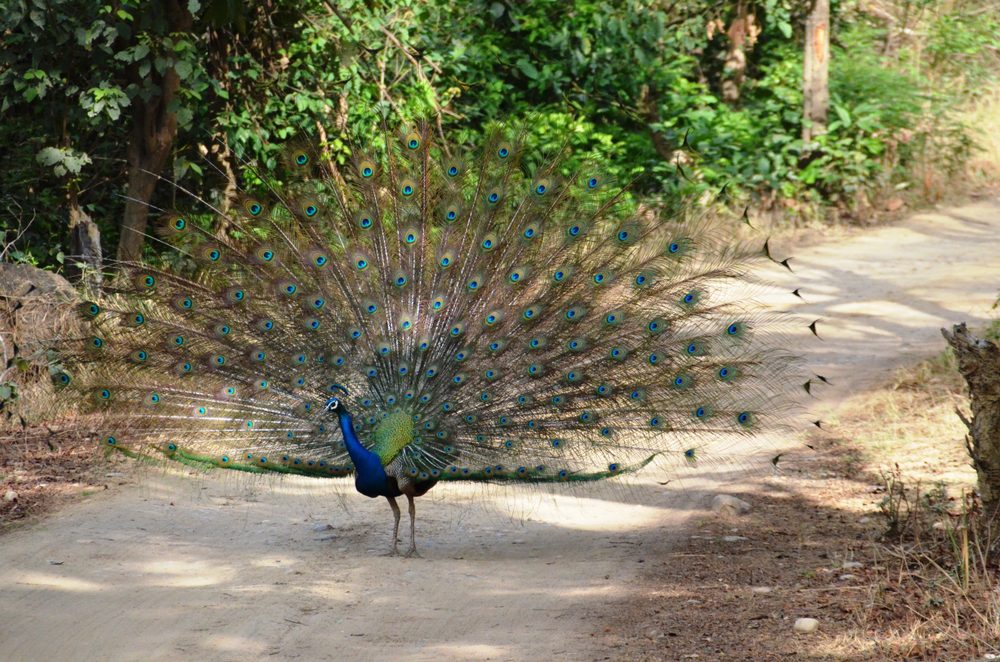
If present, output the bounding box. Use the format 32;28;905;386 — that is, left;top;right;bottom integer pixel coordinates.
403;494;420;558
385;496;401;556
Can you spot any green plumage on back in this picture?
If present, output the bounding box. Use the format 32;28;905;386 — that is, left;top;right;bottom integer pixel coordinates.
371;410;415;466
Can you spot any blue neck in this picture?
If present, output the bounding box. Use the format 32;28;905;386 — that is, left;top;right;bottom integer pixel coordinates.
337;410;389;498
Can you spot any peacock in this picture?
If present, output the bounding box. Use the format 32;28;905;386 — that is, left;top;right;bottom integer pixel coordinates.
55;122;800;557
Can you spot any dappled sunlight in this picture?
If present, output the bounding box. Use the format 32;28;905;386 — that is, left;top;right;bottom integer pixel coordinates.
492;492;671;532
7;571;103;593
412;643;513;660
201;634;268;655
133;558;234;587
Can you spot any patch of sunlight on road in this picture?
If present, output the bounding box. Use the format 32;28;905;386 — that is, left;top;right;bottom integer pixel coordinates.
495;492;670;532
202;634;267;655
135;559;233;587
11;571;103;592
415;643;512;661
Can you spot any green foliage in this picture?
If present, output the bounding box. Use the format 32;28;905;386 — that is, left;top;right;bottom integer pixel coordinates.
1;0;997;272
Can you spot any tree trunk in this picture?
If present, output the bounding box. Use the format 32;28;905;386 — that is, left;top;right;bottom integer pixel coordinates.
942;323;1000;515
721;4;755;105
802;0;830;143
67;187;102;293
116;1;193;263
638;85;675;164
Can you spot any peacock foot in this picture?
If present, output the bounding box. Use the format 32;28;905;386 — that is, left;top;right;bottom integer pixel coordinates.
403;546;421;558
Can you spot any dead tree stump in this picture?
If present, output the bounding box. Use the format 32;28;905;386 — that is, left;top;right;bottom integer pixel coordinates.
942;323;1000;514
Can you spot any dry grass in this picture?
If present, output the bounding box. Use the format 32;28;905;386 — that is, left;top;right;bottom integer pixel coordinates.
604;349;1000;660
963;84;1000;187
0;424;109;526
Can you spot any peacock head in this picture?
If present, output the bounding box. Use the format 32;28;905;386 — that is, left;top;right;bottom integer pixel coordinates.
325;383;351;417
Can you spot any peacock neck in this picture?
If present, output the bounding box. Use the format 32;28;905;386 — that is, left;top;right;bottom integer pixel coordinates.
337;410;389;498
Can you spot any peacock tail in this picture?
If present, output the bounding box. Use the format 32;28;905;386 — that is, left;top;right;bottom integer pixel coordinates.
55;122;800;489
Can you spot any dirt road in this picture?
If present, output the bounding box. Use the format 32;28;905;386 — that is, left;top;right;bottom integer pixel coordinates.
2;198;997;662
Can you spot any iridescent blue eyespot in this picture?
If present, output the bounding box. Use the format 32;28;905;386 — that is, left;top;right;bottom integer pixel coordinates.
587;177;598;189
448;166;459;176
498;147;509;158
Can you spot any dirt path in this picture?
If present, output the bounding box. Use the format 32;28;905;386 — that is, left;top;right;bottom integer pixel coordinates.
1;199;997;662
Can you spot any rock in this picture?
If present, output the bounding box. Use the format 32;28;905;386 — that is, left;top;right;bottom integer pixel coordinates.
751;586;773;594
722;535;748;542
842;561;863;570
838;574;857;581
312;523;334;532
712;494;751;516
793;618;819;634
3;489;17;502
858;516;871;524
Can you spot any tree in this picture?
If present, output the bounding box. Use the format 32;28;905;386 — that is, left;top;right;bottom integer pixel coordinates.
942;324;1000;517
802;0;830;142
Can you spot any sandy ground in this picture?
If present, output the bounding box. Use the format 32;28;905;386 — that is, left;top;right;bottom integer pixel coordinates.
1;198;998;662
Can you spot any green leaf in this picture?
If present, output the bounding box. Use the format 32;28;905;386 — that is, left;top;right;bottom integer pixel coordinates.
174;60;193;79
36;146;63;166
517;58;539;80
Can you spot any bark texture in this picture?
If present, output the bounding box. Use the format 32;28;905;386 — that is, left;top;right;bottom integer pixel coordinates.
116;1;194;263
942;323;1000;513
802;0;830;142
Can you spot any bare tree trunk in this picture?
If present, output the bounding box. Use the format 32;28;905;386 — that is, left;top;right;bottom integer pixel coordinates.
942;323;1000;515
66;187;102;293
802;0;830;143
638;85;675;163
116;1;193;263
721;3;756;105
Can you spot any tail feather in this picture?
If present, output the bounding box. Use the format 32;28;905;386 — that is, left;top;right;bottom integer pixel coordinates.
57;121;801;482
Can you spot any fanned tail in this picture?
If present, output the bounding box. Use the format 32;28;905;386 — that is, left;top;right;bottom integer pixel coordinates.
55;120;802;484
